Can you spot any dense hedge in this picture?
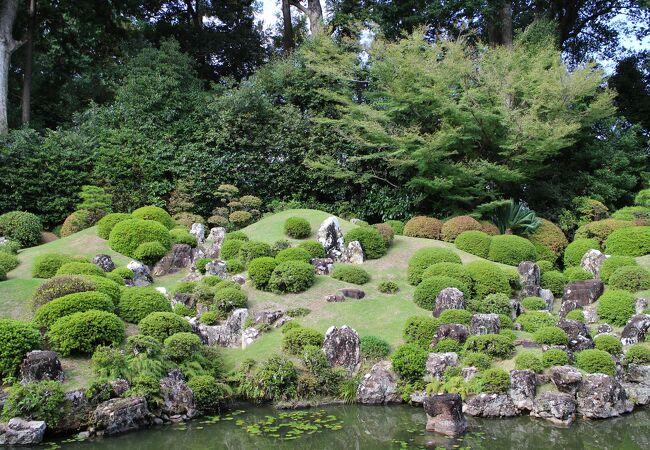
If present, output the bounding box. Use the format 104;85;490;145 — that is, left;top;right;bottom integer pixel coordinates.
131;206;175;229
214;288;248;313
30;275;96;311
600;256;638;283
487;235;536;266
462;352;492;370
540;270;567;297
133;241;168;265
533;326;568;345
604;226;650;257
608;266;650;292
284;217;311;239
268;261;315;294
34;291;114;329
575;219;634;245
528;219;568;264
331;265;371;285
515;311;556;332
118;287;171;323
466;261;511;299
298;240;325;259
385;220;404;235
403;316;440;348
594;335;623;355
464;334;514;359
0;211;42;247
248;257;278;290
391;343;428;382
48;310;125;355
413;276;469;310
403;216;443;239
596;290;636;326
344;227;386;259
32;253;75;278
138;311;193;341
60;210;93;237
238;241;272;265
275;248;312;264
575;349;615;376
407;247;462;285
478;368;511;393
108;218;172;257
163;332;202;362
563;238;599;267
97;213;132;239
441;216;482;242
187;375;226;411
421;262;472;288
469;293;511;315
282;327;324;355
454;230;492;259
0;319;41;378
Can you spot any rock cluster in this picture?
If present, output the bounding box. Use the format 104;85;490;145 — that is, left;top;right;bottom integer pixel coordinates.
556;319;594;352
323;325;360;375
580;249;608;278
530;392;576;426
559;280;604;317
92;254;115;272
190;308;248;347
91;397;151;436
152;244;193;277
159;369;197;420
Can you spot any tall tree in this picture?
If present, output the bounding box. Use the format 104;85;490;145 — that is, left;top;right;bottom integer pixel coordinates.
288;0;323;34
0;0;24;134
20;0;34;125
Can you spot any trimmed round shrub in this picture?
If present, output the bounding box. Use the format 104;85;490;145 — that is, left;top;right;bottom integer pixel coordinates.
466;261;511;299
498;314;513;329
34;291;114;329
268;261;315;294
81;275;121;305
421;262;472;288
133;241;168;265
0;211;42;247
612;206;650;221
173;304;195;317
462;352;491;370
118;287;171;323
30;275;96;311
238;241;272;265
214;288;247;313
515;312;556;333
108;219;171;258
432;338;462;353
575;349;616;376
111;267;134;281
605;226;650;257
408;248;462;285
229;210;252;227
169;228;197;247
56;262;105;277
187;375;227;411
226;258;245;274
542;348;569;368
464;334;514;358
331;265;371;285
609;266;650;292
163;332;202;362
248;257;278;290
174;281;198;294
97;213;131;239
521;297;547;311
173;213;205;229
477;368;511;393
403;316;440;348
600;256;638;283
441;216;482;242
575;219;635;245
565;309;585;322
564;238;600;267
282;327;324;355
0;252;18;274
344;227;386;259
469;293;511;315
597;289;636;326
487;235;536;266
275;247;311;264
195;258;212;274
298;240;325;259
439;309;472;325
48;310;125;355
533;326;568;345
374;223;395;245
403;216;443;239
413;276;469;310
540;270;567;297
138;312;192;341
0;319;41;378
272;240;291;256
60;210;92;237
635;189;650;207
391;343;428;382
454;230;491;259
132;206;175;229
225;231;249;242
200;311;219;325
281;321;301;334
220;239;244;261
385;220;404;235
284;217;311;239
32;254;75;278
528;219;568;263
377;280;399;294
625;344;650;365
594;335;623;355
360;336;390;359
563;267;592;282
515;351;544;373
537;260;554;273
208;214;228;228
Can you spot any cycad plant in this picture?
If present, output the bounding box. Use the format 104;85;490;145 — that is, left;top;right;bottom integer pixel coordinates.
476;200;540;235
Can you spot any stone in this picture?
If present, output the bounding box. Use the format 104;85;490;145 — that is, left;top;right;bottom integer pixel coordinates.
464;394;518;417
581;249;608;278
152;244;193;277
559;280;604;317
190;223;206;245
350;218;364;225
556;319;594;352
462;367;479;381
517;261;541;298
190;308;248;347
242;327;260;347
325;294;345;303
323;325;361;375
317;216;345;261
430;324;468;348
171;293;195;310
509;370;536;412
127;260;153;286
205;260;228;279
622;364;650;406
583;303;599;324
182;267;203;282
338;288;365;299
540;289;554;311
311;258;334;275
204;227;226;259
576;374;634;419
0;418;46;445
53;389;92;434
423;393;468;437
92;254;115;272
433;288;465;317
253;310;283;325
621;314;650;345
550;366;583;395
425;352;459;380
530;392;576;426
19;350;64;383
91;397;150;436
356;361;401;404
0;237;7;245
342;241;365;264
636;298;649;314
597;324;614;334
110;379;130;397
409;390;427;406
274;316;293;328
469;314;500;336
232;274;246;285
159;369;197;419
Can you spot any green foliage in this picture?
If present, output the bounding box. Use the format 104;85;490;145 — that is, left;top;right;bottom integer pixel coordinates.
466;261;511;299
540;270;567;296
174;281;197;294
255;356;299;401
487;234;537;265
331;265;371;285
163;332;202;362
0;240;20;255
133;241;168;265
537;260;554;273
226;258;245;274
284;217;311;239
281;321;301;334
635;189;650;207
108;218;171;258
282;327;324;355
78;275;120;305
298;240;326;259
173;303;195;317
132;206;175;229
138;312;192;341
248;257;278;291
462;352;492;370
385;220;404;235
533;326;569;345
469;293;512;315
195;258;212;274
432;338;463;353
391;343;428;382
403;316;440;349
515;351;544;373
286;307;311;318
377;280;399;294
0;319;41;379
275;248;312;264
374;223;396;244
360;336;390;360
268;261;315;294
220;239;244;261
97;213;132;239
528;219;568;264
34;291;114;329
225;231;249;242
229;211;252;228
214;288;247;313
61;210;93;237
625;345;650;365
454;230;492;259
0;252;19;274
2;381;65;425
441;216;483;242
407;248;462;285
55;261;105;277
476;368;511;394
521;297;547;311
111;267;134;281
414;276;469;310
439;309;473;325
597;289;636;326
403;217;442;239
169;228;198;247
600;256;638;283
575;219;635;245
30;275;96;311
478;200;540;236
594;335;623;355
118;287;171;323
542;349;569;368
575;349;616;376
564;238;600;267
605;226;650;257
187;375;228;411
48;310;125;355
566;309;585;322
200;311;219;325
609;266;650;292
464;334;514;359
421;263;472;288
344;227;387;259
516;311;556;333
0;211;42;247
563;267;593;282
238;241;272;265
611;206;650;221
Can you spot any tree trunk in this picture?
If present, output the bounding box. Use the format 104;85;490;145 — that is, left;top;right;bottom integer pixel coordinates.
289;0;323;35
487;0;513;47
21;0;35;125
500;2;513;48
0;0;22;134
281;0;294;53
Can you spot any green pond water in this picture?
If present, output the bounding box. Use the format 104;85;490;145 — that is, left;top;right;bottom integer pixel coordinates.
43;405;650;450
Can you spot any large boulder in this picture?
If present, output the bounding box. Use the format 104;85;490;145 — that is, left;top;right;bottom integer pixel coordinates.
152;244;193;277
423;393;468;437
19;350;64;384
341;241;365;264
92;254;115;272
530;392;576;426
190;308;248;348
127;260;153;286
509;370;536;412
0;418;46;445
190;223;206;245
159;369;197;420
621;314;650;345
253;310;283;325
622;364;650;406
581;249;608;278
556;319;594;352
323;326;361;376
91;397;151;436
338;288;365;299
559;280;604;317
356;361;401;404
576;374;634;419
317;217;345;261
430;324;468;348
205;260;228;279
469;314;500;336
433;288;465;317
425;352;459;380
204;227;226;259
517;261;541;299
539;289;554;311
52;389;92;434
464;394;518;417
550;365;583;395
311;258;334;275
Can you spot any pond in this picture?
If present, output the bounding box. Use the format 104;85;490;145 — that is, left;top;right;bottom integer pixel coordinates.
43;405;650;450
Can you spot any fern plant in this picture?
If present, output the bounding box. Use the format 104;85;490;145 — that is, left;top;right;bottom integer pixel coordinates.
477;200;540;235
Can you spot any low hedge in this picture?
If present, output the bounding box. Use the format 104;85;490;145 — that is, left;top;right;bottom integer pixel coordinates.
454;230;491;259
138;312;193;342
515;311;556;333
604;226;650;257
133;241;168;265
360;336;390;360
463;334;514;359
466;261;511;299
487;235;537;266
284;217;311;239
441;216;482;242
118;287;171;323
32;254;75;278
625;344;650;365
268;261;315;294
608;266;650;292
403;216;443;240
298;241;326;259
34;291;114;329
56;262;105;278
108;219;172;258
344;227;386;259
594;335;623;355
469;293;512;315
575;349;616;376
541;348;569;368
413;276;469;310
0;211;42;247
0;319;41;378
214;288;248;313
540;270;567;297
275;248;312;264
514;351;544;373
533;326;569;345
248;257;278;290
599;256;638;283
563;238;600;267
596;290;636;326
331;265;371;285
282;327;324;355
403;316;440;349
421;263;472;288
131;205;175;229
407;248;462;285
391;343;428;382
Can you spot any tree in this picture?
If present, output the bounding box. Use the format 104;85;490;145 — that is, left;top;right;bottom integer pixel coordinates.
0;0;24;134
609;53;650;133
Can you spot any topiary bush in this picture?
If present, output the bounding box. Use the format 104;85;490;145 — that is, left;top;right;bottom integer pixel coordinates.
528;219;568;265
32;254;75;278
108;218;171;258
432;338;463;353
110;267;134;281
521;297;547;311
421;262;472;288
466;261;511;299
226;258;245;274
282;327;324;355
407;248;462;285
360;336;390;360
377;280;399;294
515;351;544;373
564;238;600;267
131;206;175;229
187;375;227;411
275;248;312;264
597;289;636;326
413;276;469;310
476;368;511;393
540;270;567;297
542;348;569;368
403;316;440;349
391;343;428;382
462;352;492;370
55;262;105;277
200;311;219;325
0;252;18;274
298;240;325;259
97;213;132;239
563;266;592;282
118;287;171;323
163;332;202;362
214;288;248;313
487;235;537;266
533;326;569;345
438;309;473;325
374;223;395;245
138;311;193;342
403;216;443;240
344;227;386;259
34;291;114;329
463;334;514;359
48;310;125;355
248;257;278;290
441;216;483;242
575;219;635;245
219;239;244;261
608;266;650;292
385;220;404;235
605;226;650;257
268;261;315;294
454;230;492;259
600;256;638;283
229;211;252;228
2;381;65;425
594;335;623;355
515;311;556;333
284;217;311;239
469;293;512;315
331;265;371;285
537;260;554;273
625;344;650;365
30;275;96;311
76;273;123;304
133;241;168;265
238;241;272;265
0;211;42;247
0;240;20;255
0;319;40;379
169;228;197;247
575;349;616;376
60;210;93;237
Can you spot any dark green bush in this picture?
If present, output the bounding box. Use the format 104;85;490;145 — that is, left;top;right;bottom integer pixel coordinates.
609;266;650;292
438;309;472;325
605;226;650;257
403;216;443;239
30;275;95;311
564;238;599;267
97;213;132;239
391;343;428;382
48;310;125;355
516;311;556;333
408;248;462;285
377;280;399;294
533;326;569;345
118;287;171;323
594;335;623;355
514;351;544;373
34;291;114;329
248;257;278;290
344;227;387;259
229;210;252;228
131;205;175;229
0;252;18;274
275;247;312;264
220;239;244;260
331;265;371;285
2;381;65;425
0;319;41;378
487;235;537;266
432;338;462;353
521;296;547;311
108;218;171;258
284;217;311;239
466;261;511;299
138;311;192;341
255;356;298;401
268;261;315;294
477;368;510;393
464;334;514;359
298;240;326;259
462;352;491;370
413;276;469;310
169;228;198;247
540;270;567;297
187;375;227;411
563;266;592;282
385;220;404;235
282;327;324;355
455;230;492;259
565;309;585;322
133;241;168;265
597;289;636;326
541;348;569;368
238;240;272;265
625;345;650;365
0;211;42;247
214;287;247;313
163;332;202;362
421;262;472;288
226;258;245;274
360;336;390;359
575;349;616;376
56;262;105;277
403;316;440;349
600;256;638;283
469;293;511;315
195;258;212;274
